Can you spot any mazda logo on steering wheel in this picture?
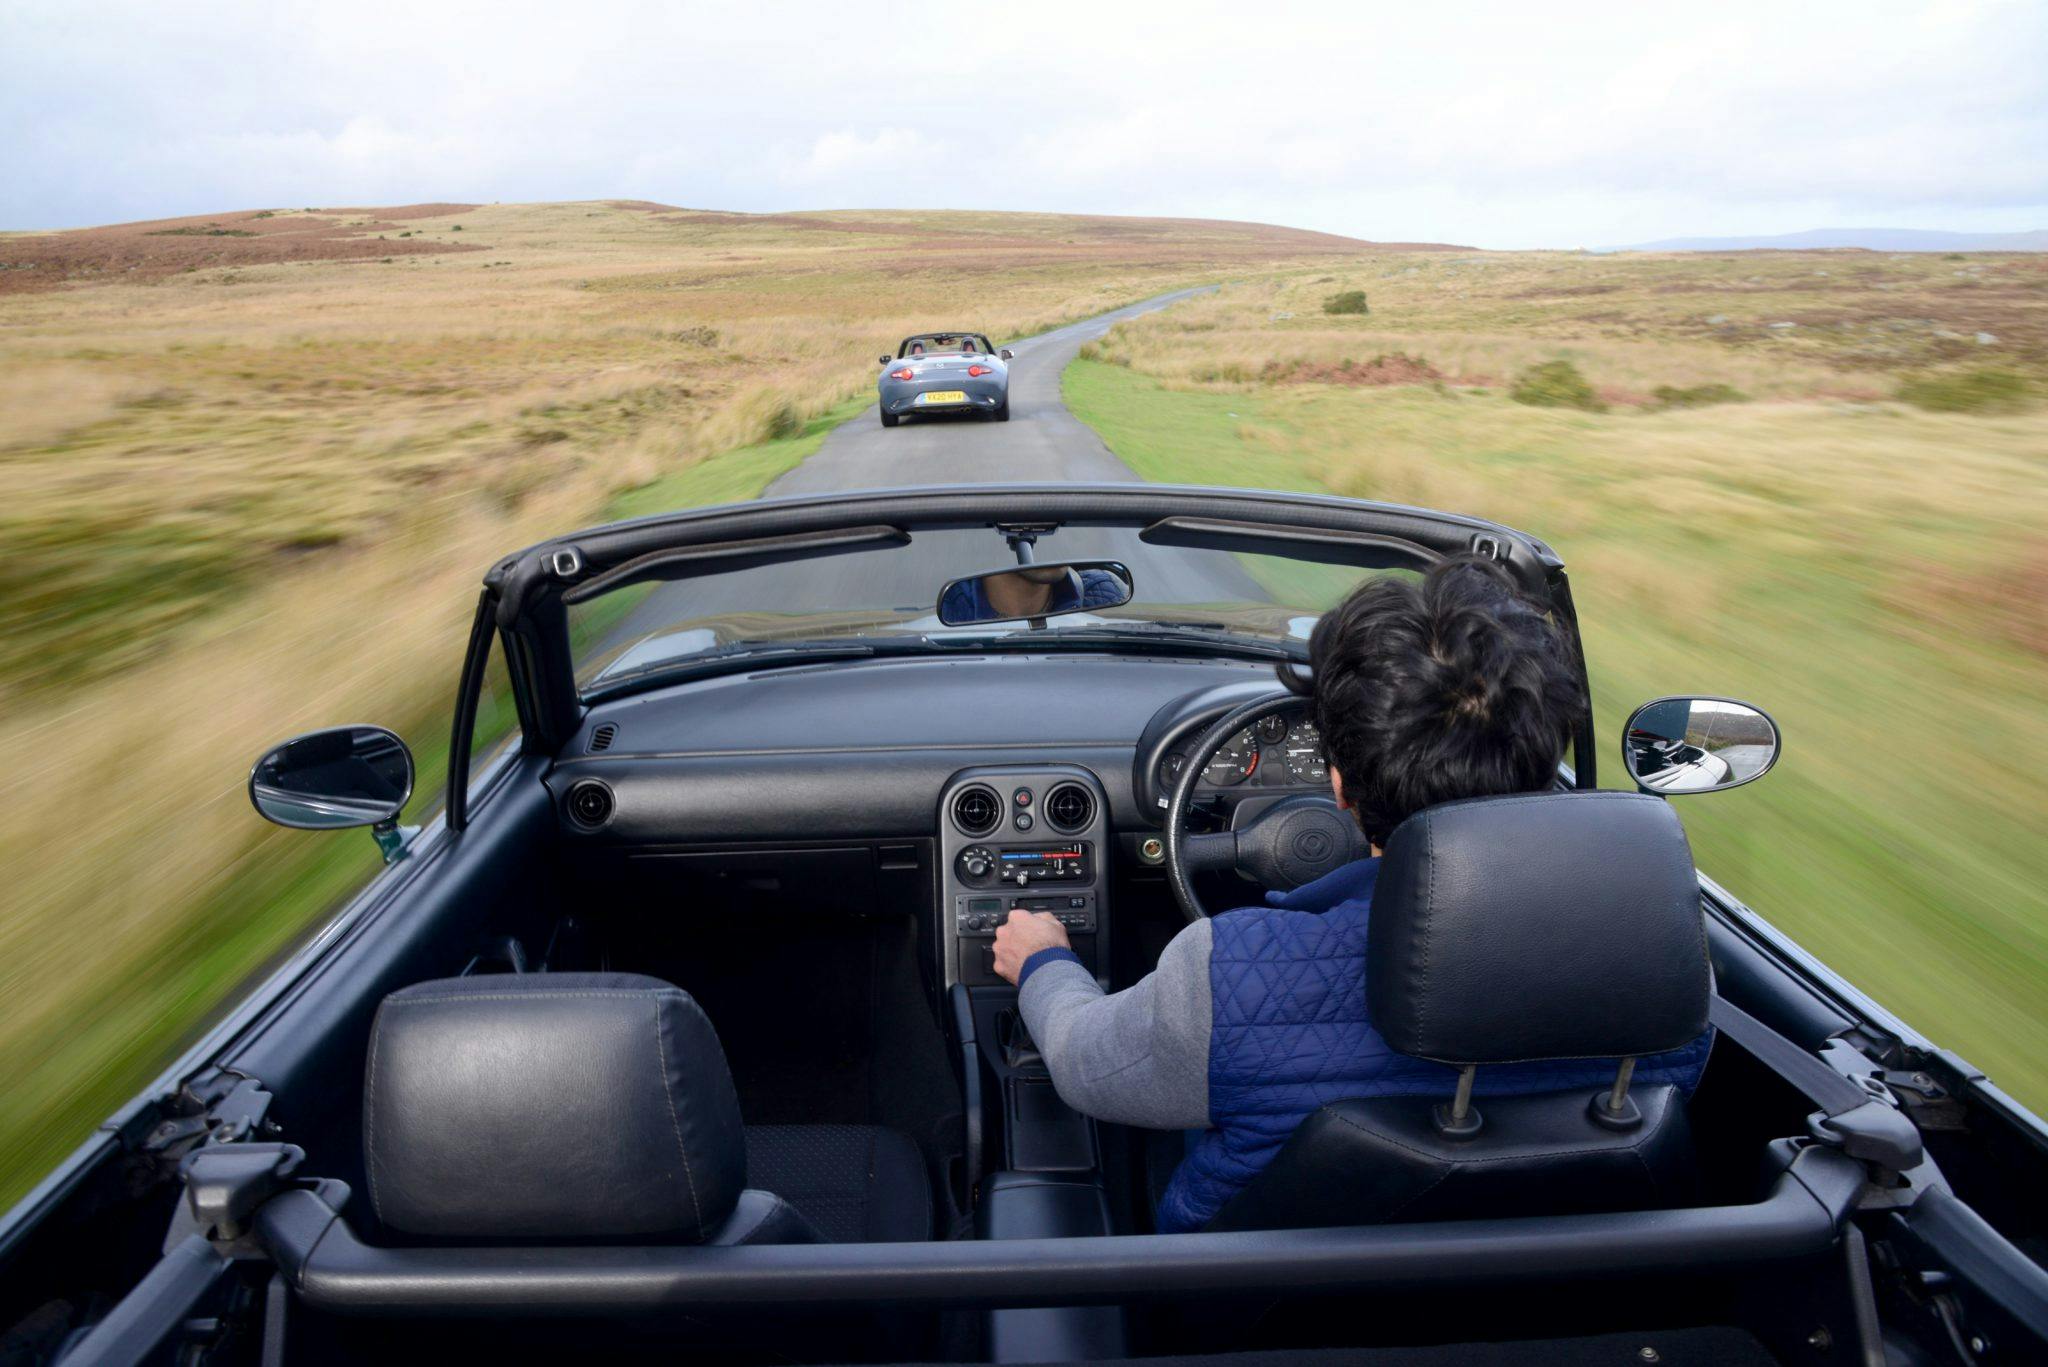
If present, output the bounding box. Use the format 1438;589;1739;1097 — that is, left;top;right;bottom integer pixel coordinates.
1293;830;1332;861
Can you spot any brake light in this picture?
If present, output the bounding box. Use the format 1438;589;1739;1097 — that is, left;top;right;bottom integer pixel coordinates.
967;364;991;377
889;368;915;381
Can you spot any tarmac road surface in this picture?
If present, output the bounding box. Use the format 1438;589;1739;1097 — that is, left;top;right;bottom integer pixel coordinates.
598;287;1271;672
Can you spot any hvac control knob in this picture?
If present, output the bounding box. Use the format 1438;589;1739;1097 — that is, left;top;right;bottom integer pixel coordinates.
960;847;994;881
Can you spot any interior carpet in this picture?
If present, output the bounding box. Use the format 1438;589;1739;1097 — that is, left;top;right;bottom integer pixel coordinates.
744;1124;934;1243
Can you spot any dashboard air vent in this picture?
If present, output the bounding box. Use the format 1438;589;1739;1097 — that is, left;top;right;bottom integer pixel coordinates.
565;779;615;830
588;723;618;753
951;785;1001;837
1045;783;1095;833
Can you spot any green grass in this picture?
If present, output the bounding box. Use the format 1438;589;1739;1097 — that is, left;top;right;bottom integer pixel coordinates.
605;394;869;522
1895;368;2032;414
1063;357;2048;1115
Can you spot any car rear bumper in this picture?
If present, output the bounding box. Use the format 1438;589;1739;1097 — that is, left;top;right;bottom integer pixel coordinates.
878;377;1007;416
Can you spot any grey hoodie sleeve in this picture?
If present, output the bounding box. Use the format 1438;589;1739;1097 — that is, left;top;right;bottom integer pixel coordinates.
1016;917;1213;1131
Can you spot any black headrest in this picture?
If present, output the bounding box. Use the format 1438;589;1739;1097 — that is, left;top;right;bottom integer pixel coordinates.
1369;792;1710;1066
364;973;744;1242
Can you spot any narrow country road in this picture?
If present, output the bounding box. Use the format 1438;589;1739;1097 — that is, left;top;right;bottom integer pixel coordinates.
598;287;1268;673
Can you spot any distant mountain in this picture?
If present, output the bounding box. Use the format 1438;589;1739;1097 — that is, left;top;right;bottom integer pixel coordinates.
1604;227;2048;254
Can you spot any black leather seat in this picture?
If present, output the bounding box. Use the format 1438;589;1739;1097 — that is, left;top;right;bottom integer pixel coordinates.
1210;791;1711;1232
363;972;927;1245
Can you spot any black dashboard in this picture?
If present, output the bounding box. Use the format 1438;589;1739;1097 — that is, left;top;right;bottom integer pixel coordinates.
545;653;1312;843
541;650;1339;998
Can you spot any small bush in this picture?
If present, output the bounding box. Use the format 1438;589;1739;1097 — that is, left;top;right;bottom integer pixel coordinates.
1322;290;1370;315
1510;359;1605;412
451;224;463;232
1652;383;1747;410
1896;369;2031;414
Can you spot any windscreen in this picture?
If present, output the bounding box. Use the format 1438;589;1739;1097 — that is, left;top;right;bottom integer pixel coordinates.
568;527;1404;696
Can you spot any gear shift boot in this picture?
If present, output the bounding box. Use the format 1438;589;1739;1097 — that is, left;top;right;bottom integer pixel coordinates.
996;1008;1044;1072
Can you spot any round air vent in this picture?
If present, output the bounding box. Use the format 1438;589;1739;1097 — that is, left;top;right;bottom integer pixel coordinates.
565;779;615;830
951;785;1001;836
1045;782;1095;833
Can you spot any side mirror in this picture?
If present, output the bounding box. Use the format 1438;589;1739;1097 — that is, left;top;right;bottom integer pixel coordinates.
937;560;1134;627
1622;697;1780;795
999;347;1015;361
878;354;892;366
250;725;417;858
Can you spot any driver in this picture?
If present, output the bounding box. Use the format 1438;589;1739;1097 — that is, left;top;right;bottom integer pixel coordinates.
940;565;1124;624
992;555;1712;1232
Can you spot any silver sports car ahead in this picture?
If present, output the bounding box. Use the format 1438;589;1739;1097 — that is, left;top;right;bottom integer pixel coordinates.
877;331;1014;427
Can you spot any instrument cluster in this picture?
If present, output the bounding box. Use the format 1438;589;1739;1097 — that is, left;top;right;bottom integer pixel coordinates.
1158;713;1329;793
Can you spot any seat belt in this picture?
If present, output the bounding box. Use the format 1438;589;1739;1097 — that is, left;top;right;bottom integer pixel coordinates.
1709;994;1923;1170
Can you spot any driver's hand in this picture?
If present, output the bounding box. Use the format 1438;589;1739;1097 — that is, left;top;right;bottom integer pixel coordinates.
993;910;1072;985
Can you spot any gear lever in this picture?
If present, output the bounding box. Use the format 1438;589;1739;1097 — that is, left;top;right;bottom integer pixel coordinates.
995;1007;1044;1072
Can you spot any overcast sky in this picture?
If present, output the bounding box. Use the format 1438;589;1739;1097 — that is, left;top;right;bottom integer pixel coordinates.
4;0;2043;248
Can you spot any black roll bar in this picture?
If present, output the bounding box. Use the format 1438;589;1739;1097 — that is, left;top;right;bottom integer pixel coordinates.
260;1148;1861;1318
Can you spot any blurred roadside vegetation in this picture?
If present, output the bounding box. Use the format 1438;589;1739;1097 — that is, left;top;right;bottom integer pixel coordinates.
0;201;1385;1205
1065;247;2048;1110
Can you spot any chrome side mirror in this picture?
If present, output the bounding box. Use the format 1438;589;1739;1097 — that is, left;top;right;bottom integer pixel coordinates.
937;560;1134;627
1622;697;1780;795
999;347;1015;361
878;354;892;365
249;725;417;860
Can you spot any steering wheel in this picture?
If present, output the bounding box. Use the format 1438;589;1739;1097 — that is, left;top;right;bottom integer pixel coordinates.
1164;692;1372;922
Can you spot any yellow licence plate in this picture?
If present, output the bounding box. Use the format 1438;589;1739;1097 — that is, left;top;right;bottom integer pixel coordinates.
916;390;968;405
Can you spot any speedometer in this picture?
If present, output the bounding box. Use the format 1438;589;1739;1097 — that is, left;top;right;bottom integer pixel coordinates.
1283;721;1327;783
1201;729;1259;786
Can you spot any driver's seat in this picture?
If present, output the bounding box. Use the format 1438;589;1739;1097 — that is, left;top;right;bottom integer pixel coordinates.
1207;791;1710;1232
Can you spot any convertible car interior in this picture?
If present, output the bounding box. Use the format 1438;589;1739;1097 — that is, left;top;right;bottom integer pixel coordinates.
4;486;2043;1366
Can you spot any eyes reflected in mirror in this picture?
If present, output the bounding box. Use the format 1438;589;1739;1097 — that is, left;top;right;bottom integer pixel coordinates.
937;561;1134;627
249;725;415;830
1623;696;1781;795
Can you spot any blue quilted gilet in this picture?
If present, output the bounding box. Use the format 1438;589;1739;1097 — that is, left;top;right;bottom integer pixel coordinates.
1155;858;1713;1233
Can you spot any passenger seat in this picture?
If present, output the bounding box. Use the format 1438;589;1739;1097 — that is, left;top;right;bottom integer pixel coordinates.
363;973;932;1245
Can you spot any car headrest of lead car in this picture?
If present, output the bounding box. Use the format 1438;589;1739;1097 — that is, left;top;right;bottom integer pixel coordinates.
1369;792;1711;1066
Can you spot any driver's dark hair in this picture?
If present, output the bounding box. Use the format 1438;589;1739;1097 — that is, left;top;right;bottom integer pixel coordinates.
1283;554;1585;846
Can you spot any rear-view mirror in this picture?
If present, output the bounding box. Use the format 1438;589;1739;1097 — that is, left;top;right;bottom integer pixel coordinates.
999;347;1015;360
249;725;415;830
937;560;1134;627
1623;696;1780;795
878;354;892;365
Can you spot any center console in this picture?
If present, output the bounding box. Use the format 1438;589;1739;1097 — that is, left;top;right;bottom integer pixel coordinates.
940;767;1125;1357
939;765;1111;989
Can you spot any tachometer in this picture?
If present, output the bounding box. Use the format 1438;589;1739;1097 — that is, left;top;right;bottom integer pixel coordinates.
1201;729;1259;786
1283;720;1327;783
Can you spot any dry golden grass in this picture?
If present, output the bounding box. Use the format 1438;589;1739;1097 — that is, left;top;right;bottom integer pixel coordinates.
1088;250;2048;398
0;200;1396;1203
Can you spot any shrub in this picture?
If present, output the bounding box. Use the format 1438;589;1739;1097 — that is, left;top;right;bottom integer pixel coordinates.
1896;369;2031;414
1322;290;1370;315
1652;383;1747;409
1510;359;1605;411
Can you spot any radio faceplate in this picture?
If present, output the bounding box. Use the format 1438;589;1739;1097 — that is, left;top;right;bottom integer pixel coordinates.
939;767;1110;987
